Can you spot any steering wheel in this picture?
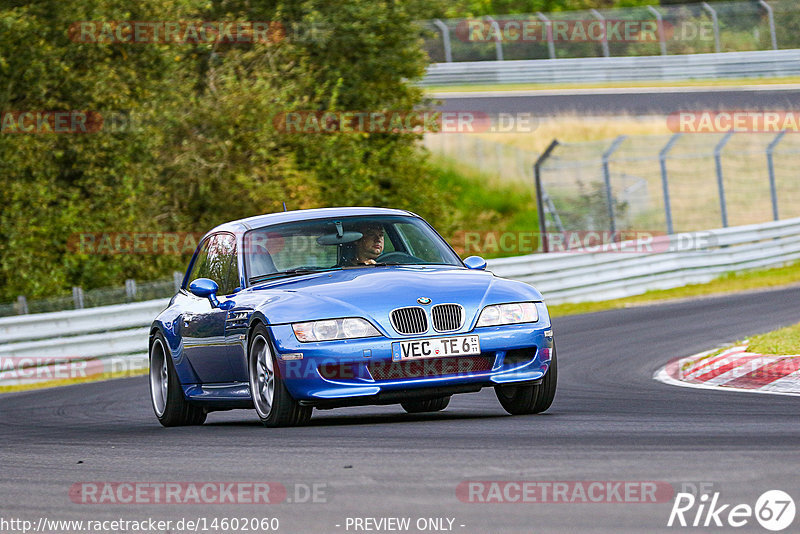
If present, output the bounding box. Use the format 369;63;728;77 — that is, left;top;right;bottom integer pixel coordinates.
376;251;423;264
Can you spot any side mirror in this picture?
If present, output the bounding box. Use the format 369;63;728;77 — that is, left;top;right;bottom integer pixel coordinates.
189;278;220;308
463;256;487;270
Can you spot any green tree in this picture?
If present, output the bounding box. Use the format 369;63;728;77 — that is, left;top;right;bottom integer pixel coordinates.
0;0;443;301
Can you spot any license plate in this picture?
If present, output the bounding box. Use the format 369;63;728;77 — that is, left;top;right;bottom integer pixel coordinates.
392;335;480;361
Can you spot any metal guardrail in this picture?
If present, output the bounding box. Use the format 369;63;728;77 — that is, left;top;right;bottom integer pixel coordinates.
0;328;150;361
0;298;169;344
488;217;800;303
0;217;798;384
0;299;168;386
421;49;800;85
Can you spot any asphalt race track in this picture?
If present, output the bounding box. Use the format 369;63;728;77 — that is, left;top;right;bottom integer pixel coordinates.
2;285;800;533
433;87;800;116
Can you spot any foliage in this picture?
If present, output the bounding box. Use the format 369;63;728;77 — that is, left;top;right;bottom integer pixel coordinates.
426;156;540;259
0;0;440;300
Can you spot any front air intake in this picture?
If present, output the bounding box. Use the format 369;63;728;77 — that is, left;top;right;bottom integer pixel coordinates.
431;304;463;332
390;306;428;335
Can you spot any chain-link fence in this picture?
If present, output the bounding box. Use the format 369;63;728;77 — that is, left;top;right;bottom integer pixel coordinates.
421;0;800;63
424;131;800;243
1;273;182;318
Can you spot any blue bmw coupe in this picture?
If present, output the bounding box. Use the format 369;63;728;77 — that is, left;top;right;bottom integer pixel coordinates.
149;207;556;427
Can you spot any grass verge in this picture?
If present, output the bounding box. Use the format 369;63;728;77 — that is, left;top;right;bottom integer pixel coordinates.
747;324;800;355
0;368;148;394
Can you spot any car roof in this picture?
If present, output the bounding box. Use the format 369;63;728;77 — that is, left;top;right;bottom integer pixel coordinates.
208;207;419;235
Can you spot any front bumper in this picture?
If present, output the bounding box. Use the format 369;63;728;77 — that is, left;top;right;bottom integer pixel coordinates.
268;321;554;404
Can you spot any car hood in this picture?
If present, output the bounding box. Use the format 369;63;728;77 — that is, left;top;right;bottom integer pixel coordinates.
244;266;543;333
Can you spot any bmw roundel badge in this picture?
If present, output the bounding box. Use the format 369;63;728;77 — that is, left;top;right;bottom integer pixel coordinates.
417;297;432;305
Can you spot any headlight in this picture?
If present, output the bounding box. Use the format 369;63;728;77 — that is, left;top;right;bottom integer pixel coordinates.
292;318;381;342
476;302;538;327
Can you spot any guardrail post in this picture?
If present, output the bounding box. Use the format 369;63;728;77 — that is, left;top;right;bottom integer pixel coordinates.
536;12;556;59
659;133;682;234
590;9;611;57
534;139;560;253
766;130;787;221
714;131;734;228
702;2;721;53
432;19;453;63
485;16;504;61
173;271;184;293
647;6;667;56
759;1;778;50
72;286;84;309
125;279;137;300
602;136;627;235
16;296;28;315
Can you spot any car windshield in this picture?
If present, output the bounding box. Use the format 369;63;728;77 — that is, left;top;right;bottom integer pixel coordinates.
244;215;462;282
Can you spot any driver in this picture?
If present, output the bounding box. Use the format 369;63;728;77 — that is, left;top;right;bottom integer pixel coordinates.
349;223;384;265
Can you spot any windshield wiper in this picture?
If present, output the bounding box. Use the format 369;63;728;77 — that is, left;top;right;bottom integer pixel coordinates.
250;267;339;283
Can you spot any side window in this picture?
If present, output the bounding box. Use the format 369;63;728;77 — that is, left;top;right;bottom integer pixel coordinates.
187;233;239;296
222;237;240;294
186;238;212;287
209;234;238;295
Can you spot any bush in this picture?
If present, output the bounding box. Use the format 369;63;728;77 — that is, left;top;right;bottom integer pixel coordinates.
0;0;442;300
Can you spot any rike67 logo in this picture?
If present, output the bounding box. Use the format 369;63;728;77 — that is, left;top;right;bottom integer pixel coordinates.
668;490;795;531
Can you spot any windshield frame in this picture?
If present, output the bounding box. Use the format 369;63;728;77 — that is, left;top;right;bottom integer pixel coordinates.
242;214;464;286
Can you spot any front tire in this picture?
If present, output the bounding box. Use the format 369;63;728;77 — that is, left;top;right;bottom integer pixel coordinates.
401;396;450;413
149;331;206;427
495;344;558;415
248;324;312;427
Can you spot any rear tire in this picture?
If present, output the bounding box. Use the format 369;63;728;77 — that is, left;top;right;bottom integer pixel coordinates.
401;396;450;413
149;331;207;427
495;343;558;415
248;324;312;427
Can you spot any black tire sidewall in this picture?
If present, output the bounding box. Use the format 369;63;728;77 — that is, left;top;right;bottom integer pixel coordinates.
248;324;311;427
495;343;557;415
150;330;206;426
